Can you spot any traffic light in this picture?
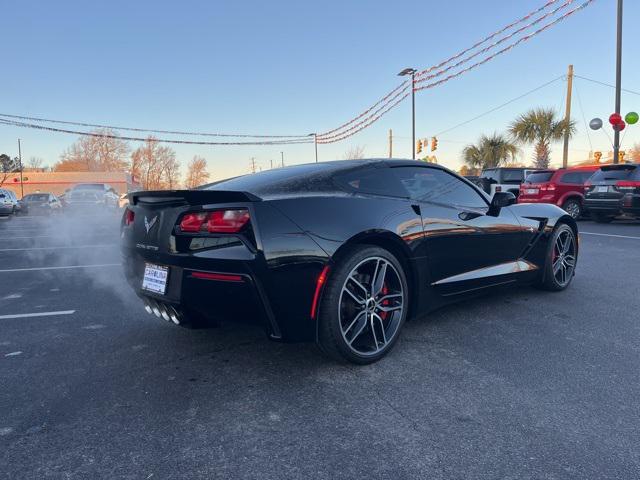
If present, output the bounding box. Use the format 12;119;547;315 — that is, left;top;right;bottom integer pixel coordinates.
619;151;626;162
594;151;602;162
416;139;423;154
431;136;438;152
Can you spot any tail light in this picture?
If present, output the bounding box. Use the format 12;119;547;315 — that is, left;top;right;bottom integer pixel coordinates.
124;208;135;226
615;180;640;191
541;183;556;191
179;208;250;234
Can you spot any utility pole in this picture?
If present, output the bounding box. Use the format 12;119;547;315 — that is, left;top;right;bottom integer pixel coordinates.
613;0;623;164
562;64;574;169
270;159;273;169
411;72;415;160
18;139;24;198
250;157;256;173
388;129;393;158
398;68;417;159
314;133;318;163
280;151;284;167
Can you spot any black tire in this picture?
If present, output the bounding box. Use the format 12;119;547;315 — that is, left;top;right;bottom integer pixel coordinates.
592;213;613;223
562;198;582;220
317;245;409;364
537;223;577;291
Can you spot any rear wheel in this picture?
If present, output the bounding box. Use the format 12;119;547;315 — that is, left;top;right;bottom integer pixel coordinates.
318;246;409;364
537;223;577;291
592;213;613;223
562;198;582;220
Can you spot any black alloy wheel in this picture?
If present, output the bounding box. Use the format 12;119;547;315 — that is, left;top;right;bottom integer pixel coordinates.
562;198;582;220
538;223;577;291
318;245;409;364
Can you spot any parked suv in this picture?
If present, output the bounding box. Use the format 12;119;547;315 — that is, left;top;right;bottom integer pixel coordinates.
517;165;600;219
584;164;640;222
65;183;119;211
478;167;540;197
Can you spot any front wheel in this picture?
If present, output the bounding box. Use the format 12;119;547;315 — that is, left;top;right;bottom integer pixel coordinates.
318;246;409;364
537;224;577;291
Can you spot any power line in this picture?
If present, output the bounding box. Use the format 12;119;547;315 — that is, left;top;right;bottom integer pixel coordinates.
415;0;575;85
434;76;564;137
415;0;595;93
0;118;313;146
573;75;640;96
416;0;564;78
0;112;310;139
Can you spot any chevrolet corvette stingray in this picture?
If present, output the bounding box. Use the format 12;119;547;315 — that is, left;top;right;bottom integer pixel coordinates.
121;159;578;363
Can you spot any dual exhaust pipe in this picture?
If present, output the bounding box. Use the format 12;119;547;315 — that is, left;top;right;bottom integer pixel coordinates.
143;298;182;325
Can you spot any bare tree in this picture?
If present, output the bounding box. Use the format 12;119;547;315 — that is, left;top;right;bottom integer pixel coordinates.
629;143;640;163
55;129;130;172
0;154;20;187
343;145;366;160
131;137;179;190
27;156;45;170
184;156;210;189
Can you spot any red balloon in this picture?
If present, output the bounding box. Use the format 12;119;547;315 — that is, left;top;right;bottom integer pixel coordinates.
609;113;622;125
614;120;626;131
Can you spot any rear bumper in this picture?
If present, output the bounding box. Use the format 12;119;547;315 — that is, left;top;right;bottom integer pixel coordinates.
517;196;559;205
0;205;14;215
122;248;283;340
583;198;622;215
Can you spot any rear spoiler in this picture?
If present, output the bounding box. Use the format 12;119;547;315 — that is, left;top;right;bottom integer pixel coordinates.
130;189;261;206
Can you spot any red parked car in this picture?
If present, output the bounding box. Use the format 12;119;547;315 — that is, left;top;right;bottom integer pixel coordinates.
517;165;600;219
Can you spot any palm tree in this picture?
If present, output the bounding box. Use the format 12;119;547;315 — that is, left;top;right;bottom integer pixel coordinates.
463;133;519;170
509;108;575;169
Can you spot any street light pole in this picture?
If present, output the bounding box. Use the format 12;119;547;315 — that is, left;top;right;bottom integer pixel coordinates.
613;0;623;164
18;138;24;198
398;68;417;160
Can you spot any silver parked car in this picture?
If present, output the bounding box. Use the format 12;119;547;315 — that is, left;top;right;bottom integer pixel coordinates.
65;183;120;211
0;188;19;217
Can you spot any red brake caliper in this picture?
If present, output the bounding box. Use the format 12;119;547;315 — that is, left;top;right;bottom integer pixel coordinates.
379;284;389;321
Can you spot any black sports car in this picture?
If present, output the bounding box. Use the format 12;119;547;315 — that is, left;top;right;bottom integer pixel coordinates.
121;159;578;363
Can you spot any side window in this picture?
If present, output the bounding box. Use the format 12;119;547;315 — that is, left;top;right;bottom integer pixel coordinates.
393;167;488;209
334;167;408;198
560;172;583;184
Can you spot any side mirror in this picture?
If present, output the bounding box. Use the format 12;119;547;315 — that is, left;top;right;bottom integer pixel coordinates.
488;191;516;216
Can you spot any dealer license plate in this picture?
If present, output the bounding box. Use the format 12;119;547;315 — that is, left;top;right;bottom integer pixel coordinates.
142;263;169;295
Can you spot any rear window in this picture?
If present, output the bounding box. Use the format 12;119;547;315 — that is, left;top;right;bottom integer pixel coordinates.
525;172;554;184
480;169;498;182
206;162;342;196
590;166;638;181
501;169;525;183
24;194;49;202
74;184;104;191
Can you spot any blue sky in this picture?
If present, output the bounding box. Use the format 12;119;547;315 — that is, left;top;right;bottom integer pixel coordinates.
1;0;639;180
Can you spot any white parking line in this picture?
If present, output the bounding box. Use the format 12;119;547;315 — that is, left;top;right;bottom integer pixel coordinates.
0;264;120;273
581;231;640;240
0;244;118;252
0;310;75;320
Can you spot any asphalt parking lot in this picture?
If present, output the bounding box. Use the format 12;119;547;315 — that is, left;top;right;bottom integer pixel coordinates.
1;213;639;479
